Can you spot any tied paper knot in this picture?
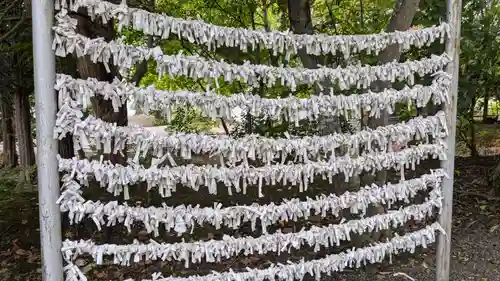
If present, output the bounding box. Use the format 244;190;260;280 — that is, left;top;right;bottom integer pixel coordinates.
56;141;448;199
55;72;451;124
55;0;451;58
63;223;445;281
61;188;442;268
57;170;446;235
52;10;452;92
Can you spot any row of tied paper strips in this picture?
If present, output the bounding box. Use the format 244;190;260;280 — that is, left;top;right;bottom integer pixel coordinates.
53;1;452;281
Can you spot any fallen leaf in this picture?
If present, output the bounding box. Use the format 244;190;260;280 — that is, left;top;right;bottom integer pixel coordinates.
27;253;39;263
75;258;87;267
15;249;28;256
489;224;499;233
95;271;108;278
466;220;477;228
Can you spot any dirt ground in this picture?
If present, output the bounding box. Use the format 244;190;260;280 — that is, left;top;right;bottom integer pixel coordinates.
1;156;499;281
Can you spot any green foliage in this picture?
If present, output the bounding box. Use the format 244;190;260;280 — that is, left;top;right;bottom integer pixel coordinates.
313;0;395;35
157;107;217;133
0;165;36;194
397;103;417;122
122;0;499;143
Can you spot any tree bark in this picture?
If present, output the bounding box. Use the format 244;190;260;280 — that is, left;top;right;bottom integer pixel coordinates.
287;0;421;253
72;11;128;164
364;0;420;182
286;0;317;69
285;1;359;250
14;87;35;168
469;93;478;157
13;86;35;187
362;0;421;248
57;56;79;158
1;94;18;167
285;0;352;193
483;89;489;121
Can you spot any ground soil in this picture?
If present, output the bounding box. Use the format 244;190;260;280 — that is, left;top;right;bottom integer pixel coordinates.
1;156;499;281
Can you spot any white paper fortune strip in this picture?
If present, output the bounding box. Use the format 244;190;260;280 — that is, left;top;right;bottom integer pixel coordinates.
52;10;451;91
55;72;451;123
57;170;445;235
60;190;442;267
54;102;448;165
54;0;450;59
56;140;447;200
62;223;444;281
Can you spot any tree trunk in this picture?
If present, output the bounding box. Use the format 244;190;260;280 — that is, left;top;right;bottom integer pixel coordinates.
286;0;317;70
483;89;489;121
285;0;364;255
490;162;500;197
73;12;128;164
469;93;478;157
14;88;35;167
363;0;421;246
1;94;18;167
70;9;127;241
286;0;421;255
57;55;80;159
365;0;420;184
14;87;36;186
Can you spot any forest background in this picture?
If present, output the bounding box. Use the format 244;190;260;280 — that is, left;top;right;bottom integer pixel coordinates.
0;0;499;280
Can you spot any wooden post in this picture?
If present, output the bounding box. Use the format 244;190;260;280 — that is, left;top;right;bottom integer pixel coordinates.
436;0;462;281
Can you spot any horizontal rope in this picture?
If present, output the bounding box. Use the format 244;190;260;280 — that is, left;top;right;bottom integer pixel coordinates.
54;0;450;58
53;10;451;91
63;223;444;281
54;100;448;165
61;190;442;267
57;170;445;235
55;72;451;124
56;140;447;200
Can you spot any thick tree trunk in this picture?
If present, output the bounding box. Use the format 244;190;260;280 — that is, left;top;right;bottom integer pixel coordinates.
1;95;18;167
286;0;421;255
14;87;35;186
70;9;127;240
286;0;317;69
363;0;421;245
490;162;500;197
14;88;35;167
73;12;128;164
57;55;80;159
285;1;359;252
286;0;342;135
286;0;355;194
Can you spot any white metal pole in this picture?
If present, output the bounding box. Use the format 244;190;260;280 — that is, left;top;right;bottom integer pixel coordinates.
32;0;63;281
436;0;462;281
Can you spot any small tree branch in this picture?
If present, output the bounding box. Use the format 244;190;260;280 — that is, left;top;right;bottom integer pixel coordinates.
0;9;27;42
0;0;21;24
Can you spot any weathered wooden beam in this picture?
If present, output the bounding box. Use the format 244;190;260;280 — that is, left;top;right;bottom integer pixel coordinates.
436;0;462;280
